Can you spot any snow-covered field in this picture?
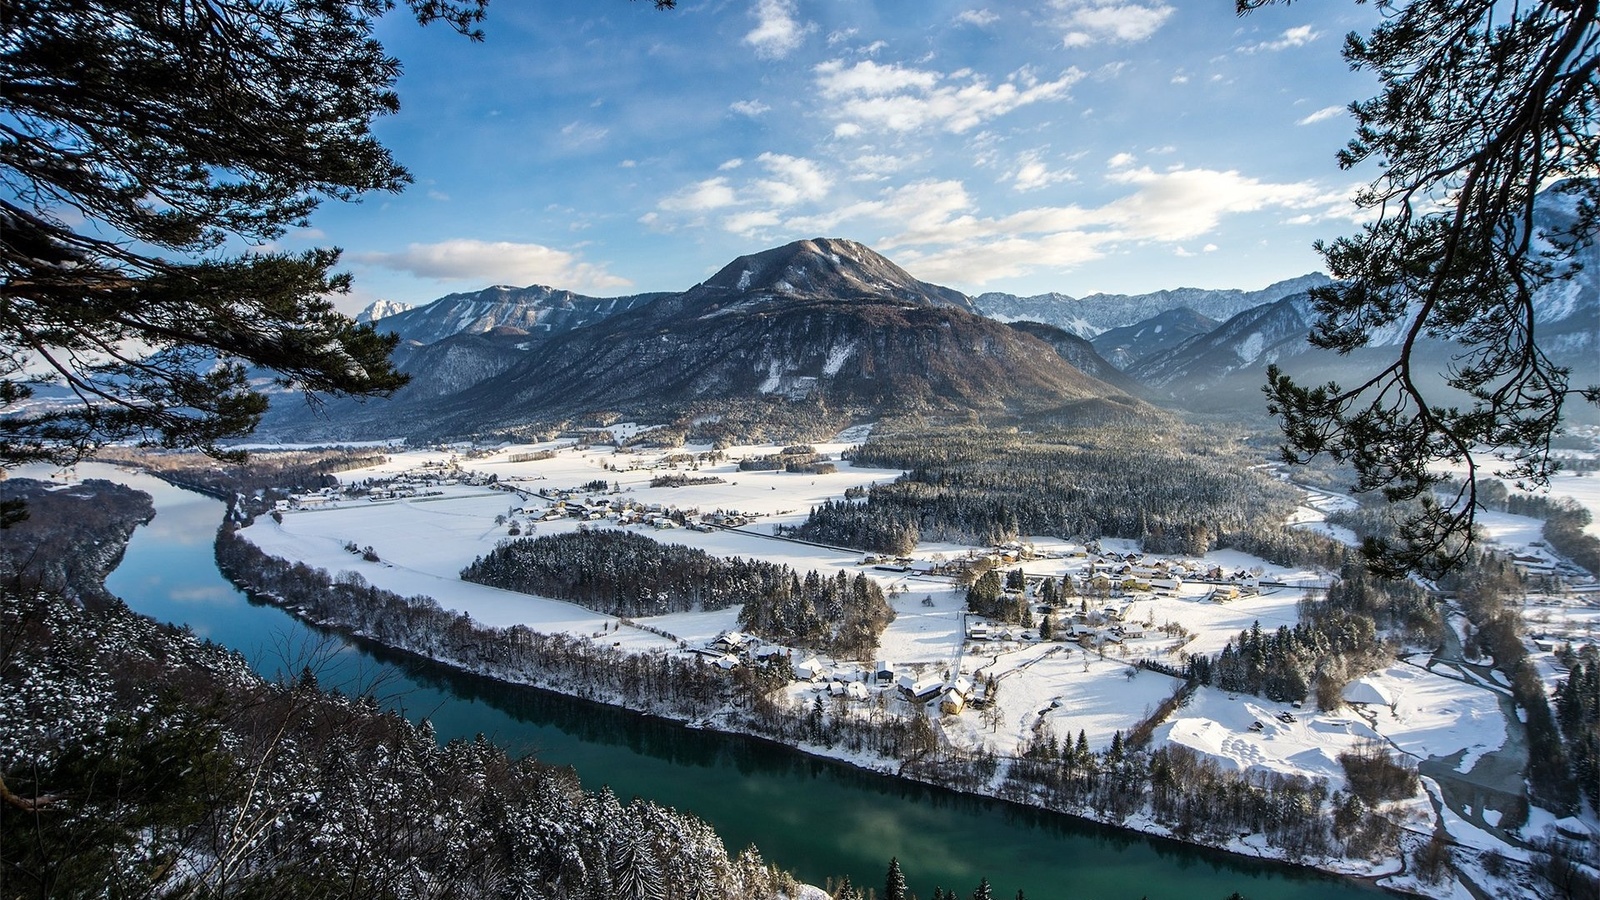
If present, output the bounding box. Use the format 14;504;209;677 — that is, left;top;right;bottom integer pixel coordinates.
225;434;1600;900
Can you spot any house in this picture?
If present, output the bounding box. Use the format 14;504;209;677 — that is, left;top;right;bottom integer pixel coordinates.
712;630;753;653
939;688;967;715
793;656;825;681
950;675;975;698
898;674;943;701
873;660;897;685
1209;586;1240;604
845;681;869;701
966;622;991;641
713;655;740;671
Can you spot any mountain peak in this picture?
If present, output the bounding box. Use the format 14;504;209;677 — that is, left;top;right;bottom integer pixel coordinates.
699;237;975;311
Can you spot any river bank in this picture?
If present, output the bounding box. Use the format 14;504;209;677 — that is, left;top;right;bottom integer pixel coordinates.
212;505;1411;898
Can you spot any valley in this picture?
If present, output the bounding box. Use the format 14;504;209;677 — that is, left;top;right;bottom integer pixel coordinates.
146;416;1595;900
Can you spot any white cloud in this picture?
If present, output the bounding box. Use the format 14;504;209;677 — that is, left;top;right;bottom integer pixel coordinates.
815;59;1083;134
1296;104;1346;125
745;0;812;59
1010;149;1074;192
751;152;831;207
878;166;1328;284
1107;152;1137;169
826;27;858;46
1057;1;1174;48
730;99;771;117
357;240;632;292
955;9;999;26
1241;25;1319;53
659;177;740;212
653;155;831;233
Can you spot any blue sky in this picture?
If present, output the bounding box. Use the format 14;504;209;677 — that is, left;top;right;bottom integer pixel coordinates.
290;1;1386;311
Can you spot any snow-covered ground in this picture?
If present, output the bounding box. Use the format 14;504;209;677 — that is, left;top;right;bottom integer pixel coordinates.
225;435;1600;900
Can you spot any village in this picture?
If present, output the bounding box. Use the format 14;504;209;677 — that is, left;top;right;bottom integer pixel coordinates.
237;427;1597;841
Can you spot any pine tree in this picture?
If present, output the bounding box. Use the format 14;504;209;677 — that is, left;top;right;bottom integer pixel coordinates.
885;857;908;900
971;877;993;900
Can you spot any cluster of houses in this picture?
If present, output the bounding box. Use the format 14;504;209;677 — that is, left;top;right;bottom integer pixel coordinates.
505;492;754;533
275;462;502;511
692;631;984;715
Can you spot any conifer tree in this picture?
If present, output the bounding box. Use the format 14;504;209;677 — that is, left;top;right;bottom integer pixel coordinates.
1245;0;1600;575
885;857;908;900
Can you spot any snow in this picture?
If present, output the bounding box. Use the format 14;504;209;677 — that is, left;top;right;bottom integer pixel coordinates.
821;341;855;376
1154;689;1372;785
1342;676;1396;707
1235;331;1265;364
757;360;783;394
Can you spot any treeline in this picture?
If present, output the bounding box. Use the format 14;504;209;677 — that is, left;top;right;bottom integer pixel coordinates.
96;446;388;499
964;569;1033;625
0;478;154;605
1001;735;1403;866
1439;549;1576;812
1;589;797;900
1180;563;1428;708
458;530;892;657
786;427;1302;555
1557;645;1600;811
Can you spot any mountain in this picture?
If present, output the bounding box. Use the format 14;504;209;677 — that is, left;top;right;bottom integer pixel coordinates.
1125;296;1315;400
354;299;412;324
371;284;669;346
1089;307;1220;370
413;239;1150;441
1003;321;1144;395
973;273;1331;339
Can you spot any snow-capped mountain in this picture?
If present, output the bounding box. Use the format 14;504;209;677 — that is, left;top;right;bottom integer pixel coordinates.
370;284;670;346
354;299;412;324
1089;307;1221;370
973;274;1331;339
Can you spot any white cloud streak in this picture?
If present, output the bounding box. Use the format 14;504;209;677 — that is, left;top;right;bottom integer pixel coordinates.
1296;104;1346;125
1057;1;1174;48
815;59;1083;134
358;240;632;292
1240;25;1319;53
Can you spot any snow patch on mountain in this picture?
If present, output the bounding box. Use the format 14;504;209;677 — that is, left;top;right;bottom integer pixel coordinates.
1235;332;1266;365
823;341;856;376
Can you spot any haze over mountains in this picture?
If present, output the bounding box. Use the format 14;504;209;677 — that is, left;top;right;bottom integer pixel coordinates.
256;226;1598;442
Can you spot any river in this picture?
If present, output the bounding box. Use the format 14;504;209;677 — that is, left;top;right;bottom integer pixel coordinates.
79;464;1384;900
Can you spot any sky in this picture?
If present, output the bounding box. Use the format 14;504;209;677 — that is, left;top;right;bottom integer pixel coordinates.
286;0;1388;313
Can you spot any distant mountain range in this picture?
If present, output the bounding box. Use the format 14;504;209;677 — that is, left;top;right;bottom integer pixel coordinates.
972;273;1331;338
257;202;1598;442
